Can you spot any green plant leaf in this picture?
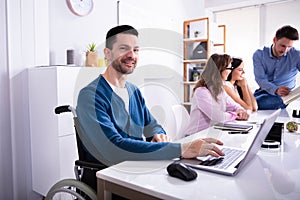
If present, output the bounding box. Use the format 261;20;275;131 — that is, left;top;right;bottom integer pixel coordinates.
87;43;97;52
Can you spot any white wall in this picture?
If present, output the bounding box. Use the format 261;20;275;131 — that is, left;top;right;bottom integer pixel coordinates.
214;6;260;89
49;0;205;66
0;0;13;199
7;0;46;198
263;0;300;48
119;0;204;32
49;0;117;66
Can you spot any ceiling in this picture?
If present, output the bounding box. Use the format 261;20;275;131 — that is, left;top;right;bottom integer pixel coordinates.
204;0;290;12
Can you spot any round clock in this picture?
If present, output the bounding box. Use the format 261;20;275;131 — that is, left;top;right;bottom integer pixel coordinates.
67;0;94;17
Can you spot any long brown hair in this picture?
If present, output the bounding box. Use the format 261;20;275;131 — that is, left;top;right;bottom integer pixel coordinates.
193;53;232;101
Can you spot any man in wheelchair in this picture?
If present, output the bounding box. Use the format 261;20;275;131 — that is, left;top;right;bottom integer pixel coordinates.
76;24;225;191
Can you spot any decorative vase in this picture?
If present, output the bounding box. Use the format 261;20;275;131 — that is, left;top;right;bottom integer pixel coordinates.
85;51;98;67
193;75;199;81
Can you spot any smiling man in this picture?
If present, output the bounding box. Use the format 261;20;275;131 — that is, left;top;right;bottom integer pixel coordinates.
253;25;300;110
76;25;224;190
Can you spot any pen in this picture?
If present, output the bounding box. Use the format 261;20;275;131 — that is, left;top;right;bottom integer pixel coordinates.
228;131;249;134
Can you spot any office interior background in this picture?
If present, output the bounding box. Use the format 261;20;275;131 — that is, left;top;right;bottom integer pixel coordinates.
1;0;299;199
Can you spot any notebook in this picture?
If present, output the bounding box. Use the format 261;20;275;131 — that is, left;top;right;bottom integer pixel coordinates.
178;109;281;176
213;122;253;131
281;85;300;104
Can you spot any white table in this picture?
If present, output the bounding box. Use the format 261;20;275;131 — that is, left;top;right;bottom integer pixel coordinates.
96;110;300;200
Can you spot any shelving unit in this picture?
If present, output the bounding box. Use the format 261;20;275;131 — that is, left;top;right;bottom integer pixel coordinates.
183;17;210;110
183;18;226;111
213;25;226;53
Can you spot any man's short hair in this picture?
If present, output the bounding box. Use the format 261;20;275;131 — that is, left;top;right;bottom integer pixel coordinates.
105;25;139;49
276;25;299;40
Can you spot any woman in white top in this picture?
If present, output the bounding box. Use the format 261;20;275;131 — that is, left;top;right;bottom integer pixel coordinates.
224;58;258;111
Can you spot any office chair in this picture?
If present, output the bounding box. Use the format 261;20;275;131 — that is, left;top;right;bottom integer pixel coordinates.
172;104;190;139
45;105;107;200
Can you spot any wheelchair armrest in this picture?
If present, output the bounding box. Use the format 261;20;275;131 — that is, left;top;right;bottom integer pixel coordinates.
75;160;107;171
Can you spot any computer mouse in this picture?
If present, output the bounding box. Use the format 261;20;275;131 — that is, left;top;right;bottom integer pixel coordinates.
167;162;197;181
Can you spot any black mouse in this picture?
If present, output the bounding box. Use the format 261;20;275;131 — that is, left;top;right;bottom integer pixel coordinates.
167;162;197;181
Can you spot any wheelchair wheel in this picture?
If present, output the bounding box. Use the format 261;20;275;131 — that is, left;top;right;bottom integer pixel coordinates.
45;178;97;200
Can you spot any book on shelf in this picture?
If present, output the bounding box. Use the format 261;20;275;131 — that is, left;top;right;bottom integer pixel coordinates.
213;123;253;131
281;86;300;105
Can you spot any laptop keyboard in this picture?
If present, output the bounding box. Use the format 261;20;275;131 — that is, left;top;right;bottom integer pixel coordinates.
200;148;245;169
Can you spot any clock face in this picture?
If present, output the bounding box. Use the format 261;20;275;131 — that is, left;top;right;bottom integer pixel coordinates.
67;0;94;16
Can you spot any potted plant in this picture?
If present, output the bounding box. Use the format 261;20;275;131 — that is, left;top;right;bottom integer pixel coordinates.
85;42;98;67
193;72;199;81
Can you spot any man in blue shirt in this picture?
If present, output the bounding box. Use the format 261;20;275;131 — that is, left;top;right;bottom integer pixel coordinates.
77;25;224;167
253;25;300;110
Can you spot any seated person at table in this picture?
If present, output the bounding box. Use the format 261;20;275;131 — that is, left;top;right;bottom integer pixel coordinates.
185;54;250;136
76;25;224;168
224;57;258;111
253;25;300;110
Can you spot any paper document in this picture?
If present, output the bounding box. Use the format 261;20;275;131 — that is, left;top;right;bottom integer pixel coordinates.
281;86;300;105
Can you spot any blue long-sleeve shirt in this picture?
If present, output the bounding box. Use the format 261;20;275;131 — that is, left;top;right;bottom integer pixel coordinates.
253;46;300;95
76;75;181;166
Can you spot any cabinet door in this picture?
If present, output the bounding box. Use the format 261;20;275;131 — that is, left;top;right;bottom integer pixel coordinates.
56;67;105;137
59;134;78;179
56;68;82;137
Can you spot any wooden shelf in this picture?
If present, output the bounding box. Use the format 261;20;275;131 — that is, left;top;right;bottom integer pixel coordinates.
183;38;208;42
213;25;226;52
183;59;207;63
183;81;197;85
182;102;192;106
183;17;210;107
182;18;226;108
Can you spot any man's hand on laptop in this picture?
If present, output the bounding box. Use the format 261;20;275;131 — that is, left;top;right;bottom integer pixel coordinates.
181;138;225;159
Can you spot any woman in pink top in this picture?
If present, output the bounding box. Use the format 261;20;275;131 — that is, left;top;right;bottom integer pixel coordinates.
185;54;250;136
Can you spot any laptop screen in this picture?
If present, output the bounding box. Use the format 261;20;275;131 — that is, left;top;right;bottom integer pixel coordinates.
234;109;281;174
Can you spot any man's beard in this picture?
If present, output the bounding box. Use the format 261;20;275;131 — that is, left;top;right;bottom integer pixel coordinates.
275;49;284;57
111;57;136;74
273;43;285;57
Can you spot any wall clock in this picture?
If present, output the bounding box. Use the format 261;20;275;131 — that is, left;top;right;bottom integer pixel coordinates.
66;0;94;17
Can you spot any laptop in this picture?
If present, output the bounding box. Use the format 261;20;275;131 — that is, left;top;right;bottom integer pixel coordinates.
178;109;281;176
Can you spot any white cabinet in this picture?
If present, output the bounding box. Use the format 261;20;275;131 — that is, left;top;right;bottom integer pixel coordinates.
28;66;105;196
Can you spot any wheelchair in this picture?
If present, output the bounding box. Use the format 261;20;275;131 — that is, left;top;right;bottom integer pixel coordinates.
45;105;107;200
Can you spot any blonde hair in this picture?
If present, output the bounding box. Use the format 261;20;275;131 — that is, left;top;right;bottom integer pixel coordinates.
193;53;231;101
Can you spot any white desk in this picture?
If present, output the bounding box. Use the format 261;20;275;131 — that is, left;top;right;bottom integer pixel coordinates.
96;110;300;200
